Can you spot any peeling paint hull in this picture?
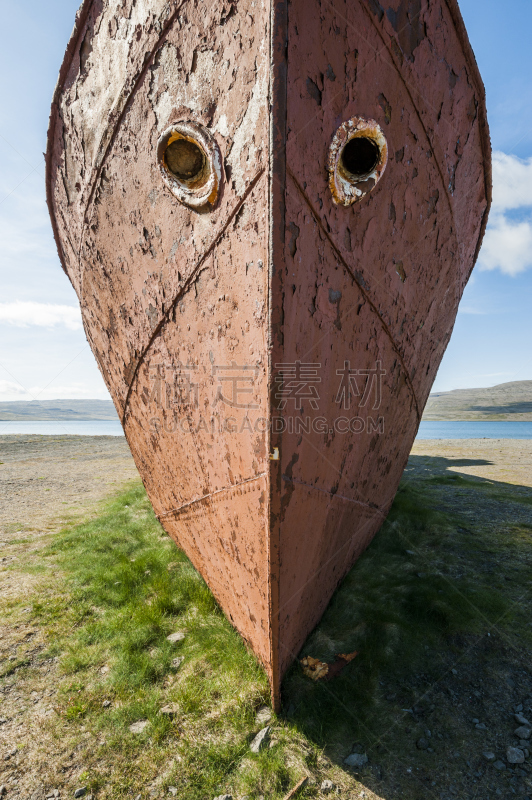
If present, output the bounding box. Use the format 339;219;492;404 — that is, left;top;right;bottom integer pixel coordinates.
46;0;491;707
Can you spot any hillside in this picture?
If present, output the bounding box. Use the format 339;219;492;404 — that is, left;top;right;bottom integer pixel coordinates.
423;380;532;420
0;399;119;421
2;382;531;421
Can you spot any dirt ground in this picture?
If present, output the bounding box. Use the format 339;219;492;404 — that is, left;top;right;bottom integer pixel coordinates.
1;436;532;800
410;438;532;489
0;435;138;538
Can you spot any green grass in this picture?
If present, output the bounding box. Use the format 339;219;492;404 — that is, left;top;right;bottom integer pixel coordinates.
424;473;483;486
32;482;278;799
12;477;528;798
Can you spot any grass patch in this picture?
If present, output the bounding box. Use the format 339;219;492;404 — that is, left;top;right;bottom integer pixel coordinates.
34;483;282;799
424;473;483;486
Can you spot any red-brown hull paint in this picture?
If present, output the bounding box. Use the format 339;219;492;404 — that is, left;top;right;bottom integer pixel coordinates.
46;0;491;708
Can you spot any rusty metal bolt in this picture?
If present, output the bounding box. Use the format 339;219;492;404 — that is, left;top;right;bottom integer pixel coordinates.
157;121;222;210
328;117;388;206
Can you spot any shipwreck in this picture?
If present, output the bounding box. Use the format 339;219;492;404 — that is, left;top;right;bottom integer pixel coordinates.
46;0;491;706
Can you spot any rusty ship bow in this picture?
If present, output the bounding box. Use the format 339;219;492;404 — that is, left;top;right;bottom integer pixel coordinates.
46;0;491;705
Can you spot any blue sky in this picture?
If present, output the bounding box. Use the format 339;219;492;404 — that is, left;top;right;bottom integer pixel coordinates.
0;0;530;402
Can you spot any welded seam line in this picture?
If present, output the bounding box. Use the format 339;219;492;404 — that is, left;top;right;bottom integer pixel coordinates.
357;0;459;233
120;167;266;425
157;473;268;520
46;0;189;282
281;474;386;516
78;1;190;273
287;167;422;423
360;0;491;288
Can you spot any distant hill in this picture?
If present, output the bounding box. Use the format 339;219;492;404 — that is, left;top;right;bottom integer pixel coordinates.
423;380;532;420
0;399;119;421
3;383;531;422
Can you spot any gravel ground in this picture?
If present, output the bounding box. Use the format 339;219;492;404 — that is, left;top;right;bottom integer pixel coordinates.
409;438;532;489
0;435;138;539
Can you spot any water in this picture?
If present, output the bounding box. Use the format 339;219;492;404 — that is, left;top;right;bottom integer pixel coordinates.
0;420;124;437
0;419;531;440
416;421;532;440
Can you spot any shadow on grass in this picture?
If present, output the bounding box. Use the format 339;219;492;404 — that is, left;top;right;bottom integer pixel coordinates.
279;455;532;797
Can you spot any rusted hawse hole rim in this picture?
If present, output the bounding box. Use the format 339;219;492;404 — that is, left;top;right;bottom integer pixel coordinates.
328;117;388;207
157;121;222;210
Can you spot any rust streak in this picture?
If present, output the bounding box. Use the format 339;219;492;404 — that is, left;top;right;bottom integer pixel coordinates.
120;167;267;424
78;1;190;271
287;167;422;423
358;0;458;232
281;475;387;516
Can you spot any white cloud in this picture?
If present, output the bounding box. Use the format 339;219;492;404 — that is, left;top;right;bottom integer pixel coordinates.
478;214;532;276
491;151;532;213
477;151;532;276
0;301;82;330
0;380;110;402
0;380;31;400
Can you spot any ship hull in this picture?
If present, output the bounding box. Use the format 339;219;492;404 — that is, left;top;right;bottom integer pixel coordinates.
46;0;491;706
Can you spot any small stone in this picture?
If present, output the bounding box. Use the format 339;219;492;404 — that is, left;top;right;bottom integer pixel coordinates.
451;669;457;675
493;760;506;771
516;704;524;712
482;752;495;761
250;726;270;753
102;700;111;708
159;704;179;718
472;718;479;724
212;796;232;800
416;737;429;750
475;723;487;730
167;788;177;796
166;632;185;644
515;725;531;739
134;795;141;800
129;720;150;734
171;657;184;670
507;746;525;764
343;752;368;768
100;666;109;674
255;706;272;726
74;790;87;799
320;780;334;794
515;713;530;726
